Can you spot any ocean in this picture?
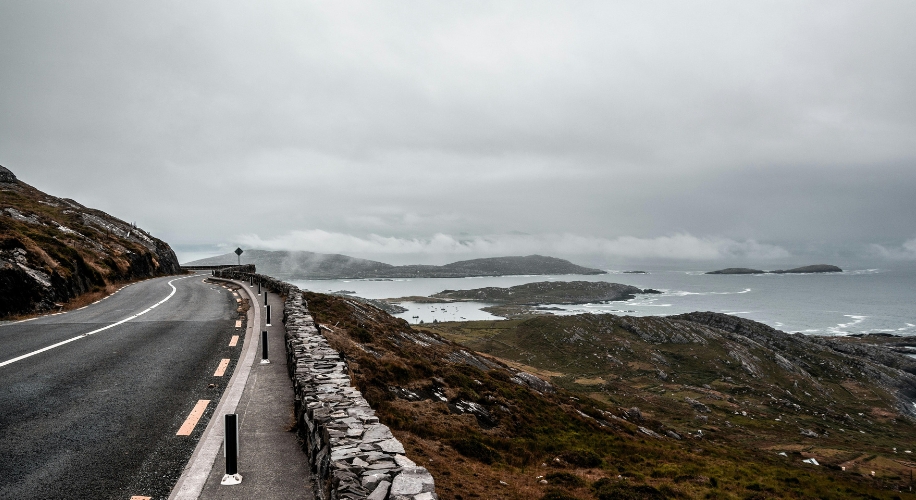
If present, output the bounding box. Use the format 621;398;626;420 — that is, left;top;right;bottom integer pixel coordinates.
290;266;916;336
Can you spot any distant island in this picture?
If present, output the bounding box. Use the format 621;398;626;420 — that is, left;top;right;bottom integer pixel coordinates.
384;280;661;319
706;267;766;275
771;264;843;274
185;250;605;279
707;264;842;275
622;270;648;274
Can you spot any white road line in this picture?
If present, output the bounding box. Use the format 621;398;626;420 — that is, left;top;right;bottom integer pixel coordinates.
0;276;194;369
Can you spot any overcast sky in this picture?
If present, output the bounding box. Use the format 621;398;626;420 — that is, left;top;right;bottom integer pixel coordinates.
2;1;915;267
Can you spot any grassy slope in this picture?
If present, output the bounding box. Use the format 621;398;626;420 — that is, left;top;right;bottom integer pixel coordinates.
304;292;915;499
0;179;180;317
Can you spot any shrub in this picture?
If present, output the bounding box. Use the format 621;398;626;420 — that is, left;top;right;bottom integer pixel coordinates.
559;449;602;468
449;436;501;464
545;472;585;487
540;489;580;500
594;481;665;500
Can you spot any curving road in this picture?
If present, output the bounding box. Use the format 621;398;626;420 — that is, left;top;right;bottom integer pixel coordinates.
0;273;243;500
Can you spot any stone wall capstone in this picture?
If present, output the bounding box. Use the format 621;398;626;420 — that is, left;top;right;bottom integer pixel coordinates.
213;266;437;500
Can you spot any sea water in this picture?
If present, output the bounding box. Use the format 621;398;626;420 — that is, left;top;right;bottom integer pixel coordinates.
290;266;916;335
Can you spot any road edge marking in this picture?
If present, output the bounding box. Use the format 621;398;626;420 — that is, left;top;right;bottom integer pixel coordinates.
213;359;230;377
177;400;211;436
0;275;194;369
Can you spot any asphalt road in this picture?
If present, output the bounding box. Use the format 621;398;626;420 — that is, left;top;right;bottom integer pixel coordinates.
0;273;243;500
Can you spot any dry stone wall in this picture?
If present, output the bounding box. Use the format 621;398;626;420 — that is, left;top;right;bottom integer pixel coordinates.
213;266;437;500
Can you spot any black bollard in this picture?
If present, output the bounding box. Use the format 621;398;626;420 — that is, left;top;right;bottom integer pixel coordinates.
264;291;268;306
221;414;242;485
260;330;270;364
257;280;261;295
266;304;271;326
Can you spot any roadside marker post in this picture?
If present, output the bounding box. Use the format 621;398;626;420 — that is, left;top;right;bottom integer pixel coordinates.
260;330;270;364
266;304;271;326
264;291;268;306
257;280;261;295
221;414;242;485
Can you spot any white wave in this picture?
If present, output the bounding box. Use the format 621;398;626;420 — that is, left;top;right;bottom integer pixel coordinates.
665;288;751;297
825;315;868;335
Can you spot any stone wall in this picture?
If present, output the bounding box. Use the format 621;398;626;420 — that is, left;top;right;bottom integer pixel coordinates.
213;266;437;500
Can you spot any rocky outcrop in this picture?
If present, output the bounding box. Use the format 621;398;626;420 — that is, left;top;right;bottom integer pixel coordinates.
213;267;437;500
0;165;16;183
0;167;181;317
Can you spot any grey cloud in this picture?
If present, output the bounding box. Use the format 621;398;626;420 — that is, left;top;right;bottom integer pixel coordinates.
1;1;914;265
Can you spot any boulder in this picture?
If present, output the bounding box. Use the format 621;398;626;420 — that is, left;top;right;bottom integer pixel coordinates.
0;165;16;183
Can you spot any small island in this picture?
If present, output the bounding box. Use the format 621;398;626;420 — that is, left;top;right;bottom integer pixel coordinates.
771;264;842;274
385;281;660;319
706;268;766;275
707;264;842;275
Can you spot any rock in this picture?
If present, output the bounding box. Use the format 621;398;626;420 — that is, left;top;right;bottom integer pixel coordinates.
800;428;819;438
363;424;395;442
391;466;436;496
638;426;664;438
394;454;417;467
511;371;554;393
685;397;710;412
378;438;406;454
367;480;391;500
0;165;15;183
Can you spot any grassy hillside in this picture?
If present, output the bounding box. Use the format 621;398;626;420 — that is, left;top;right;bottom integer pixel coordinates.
303;291;916;499
0;166;180;317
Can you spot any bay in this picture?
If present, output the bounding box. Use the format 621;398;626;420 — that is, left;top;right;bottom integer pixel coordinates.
290;267;916;336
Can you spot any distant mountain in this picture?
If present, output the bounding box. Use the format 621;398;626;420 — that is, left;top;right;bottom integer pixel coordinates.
185;250;605;279
0;166;181;317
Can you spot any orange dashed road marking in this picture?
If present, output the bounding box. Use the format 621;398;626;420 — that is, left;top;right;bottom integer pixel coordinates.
130;496;152;500
235;320;242;328
229;335;239;347
176;400;210;436
213;358;230;376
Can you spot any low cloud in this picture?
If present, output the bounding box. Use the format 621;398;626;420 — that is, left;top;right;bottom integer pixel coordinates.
237;230;790;263
870;237;916;260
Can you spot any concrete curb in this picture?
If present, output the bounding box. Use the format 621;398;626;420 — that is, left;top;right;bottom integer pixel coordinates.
168;276;261;500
